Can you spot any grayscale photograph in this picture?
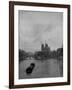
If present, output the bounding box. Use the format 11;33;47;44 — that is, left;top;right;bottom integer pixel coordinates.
18;10;63;79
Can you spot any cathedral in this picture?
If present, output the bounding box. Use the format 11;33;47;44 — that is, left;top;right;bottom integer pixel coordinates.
34;41;51;60
41;42;50;52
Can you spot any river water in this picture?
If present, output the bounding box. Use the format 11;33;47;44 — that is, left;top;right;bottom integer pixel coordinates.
19;59;63;79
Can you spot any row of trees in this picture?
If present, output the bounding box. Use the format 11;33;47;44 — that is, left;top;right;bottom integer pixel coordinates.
34;47;63;60
19;47;63;61
19;49;28;62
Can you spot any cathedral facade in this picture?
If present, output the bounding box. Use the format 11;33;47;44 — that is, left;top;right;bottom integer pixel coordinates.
34;42;51;60
41;42;50;52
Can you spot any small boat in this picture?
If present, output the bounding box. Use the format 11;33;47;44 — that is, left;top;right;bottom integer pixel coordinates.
26;63;35;74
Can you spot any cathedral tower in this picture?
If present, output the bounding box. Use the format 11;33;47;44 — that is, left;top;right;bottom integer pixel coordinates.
41;44;44;51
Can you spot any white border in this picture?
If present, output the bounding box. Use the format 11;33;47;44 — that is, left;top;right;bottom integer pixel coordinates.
14;5;68;85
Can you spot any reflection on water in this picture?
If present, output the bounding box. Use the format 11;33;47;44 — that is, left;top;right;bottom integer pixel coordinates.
19;58;63;79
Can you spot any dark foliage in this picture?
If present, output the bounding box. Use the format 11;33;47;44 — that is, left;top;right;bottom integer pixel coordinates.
19;46;63;61
19;49;28;62
34;48;63;60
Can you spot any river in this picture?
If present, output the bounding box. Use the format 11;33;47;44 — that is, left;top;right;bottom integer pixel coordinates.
19;58;63;79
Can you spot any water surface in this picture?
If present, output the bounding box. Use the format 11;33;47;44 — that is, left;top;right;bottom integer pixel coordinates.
19;58;63;79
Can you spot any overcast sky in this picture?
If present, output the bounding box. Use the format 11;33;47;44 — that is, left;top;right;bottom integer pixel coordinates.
18;10;63;52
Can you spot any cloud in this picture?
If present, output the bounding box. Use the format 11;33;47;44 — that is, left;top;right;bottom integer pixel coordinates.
19;10;63;52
